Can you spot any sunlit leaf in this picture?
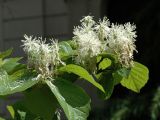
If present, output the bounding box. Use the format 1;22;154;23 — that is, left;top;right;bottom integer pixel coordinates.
99;58;112;70
59;64;105;93
120;61;149;93
0;69;38;95
7;105;15;119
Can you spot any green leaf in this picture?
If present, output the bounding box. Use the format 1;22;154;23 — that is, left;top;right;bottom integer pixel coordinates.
120;61;149;93
99;58;111;70
1;57;22;74
99;53;118;64
113;68;131;85
22;85;58;120
117;68;131;78
0;69;39;95
0;48;13;59
96;56;102;63
10;101;41;120
58;72;78;83
17;110;26;120
59;64;105;93
7;105;15;119
113;72;123;85
97;72;114;100
46;79;91;120
0;59;3;67
0;117;5;120
59;41;74;58
66;40;77;49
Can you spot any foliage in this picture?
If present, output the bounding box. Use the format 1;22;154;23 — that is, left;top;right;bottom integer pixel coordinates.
0;16;149;120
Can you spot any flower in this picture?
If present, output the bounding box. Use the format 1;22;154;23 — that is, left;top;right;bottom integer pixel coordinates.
73;16;95;36
80;16;95;29
74;31;102;63
22;35;64;79
106;23;137;67
95;17;110;41
73;16;102;71
73;15;137;69
50;39;65;66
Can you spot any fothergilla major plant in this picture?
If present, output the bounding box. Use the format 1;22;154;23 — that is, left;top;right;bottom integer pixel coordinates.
0;16;149;120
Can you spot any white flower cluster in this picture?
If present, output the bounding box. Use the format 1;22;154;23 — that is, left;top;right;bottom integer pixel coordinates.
73;16;103;71
73;16;137;68
22;35;64;79
107;23;137;67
